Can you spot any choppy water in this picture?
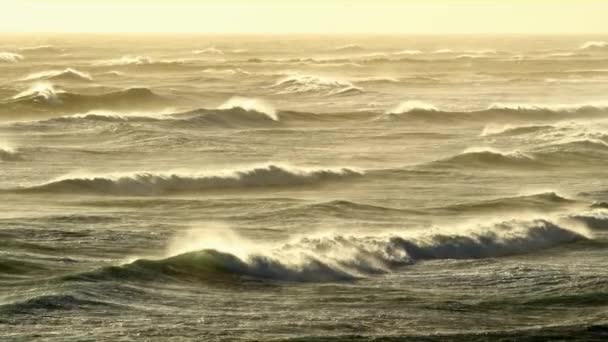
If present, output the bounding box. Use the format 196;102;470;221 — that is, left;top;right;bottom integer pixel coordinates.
1;34;608;341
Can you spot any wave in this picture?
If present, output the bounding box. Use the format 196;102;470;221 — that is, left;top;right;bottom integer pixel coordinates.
481;123;555;137
386;100;438;114
21;68;93;82
378;102;608;124
93;56;154;66
332;44;365;52
18;45;62;53
193;47;224;55
569;210;608;231
580;41;608;51
0;145;21;161
217;97;278;121
0;52;24;63
67;218;587;283
432;147;540;169
201;68;251;76
439;192;578;214
393;50;423;56
16;164;363;195
1;84;168;119
0;294;115;314
271;74;363;96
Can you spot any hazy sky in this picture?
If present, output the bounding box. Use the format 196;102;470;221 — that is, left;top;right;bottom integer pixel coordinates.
2;0;607;34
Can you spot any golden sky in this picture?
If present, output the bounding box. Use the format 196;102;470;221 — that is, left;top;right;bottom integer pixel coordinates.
2;0;607;34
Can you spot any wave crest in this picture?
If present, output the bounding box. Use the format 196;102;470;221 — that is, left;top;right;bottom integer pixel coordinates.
218;97;278;121
0;52;24;63
271;74;362;96
22;68;93;82
18;164;363;195
70;218;587;283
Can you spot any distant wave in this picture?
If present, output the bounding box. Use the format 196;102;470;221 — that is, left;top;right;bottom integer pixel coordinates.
18;45;62;53
218;97;278;121
21;68;93;82
0;146;21;161
481;123;555;137
332;44;365;52
93;56;154;66
438;192;578;215
393;50;423;56
17;164;363;195
0;84;168;120
386;100;438;114
67;218;586;283
580;41;608;51
378;102;608;124
0;52;24;63
431;147;540;169
271;74;363;96
201;68;251;76
193;47;224;55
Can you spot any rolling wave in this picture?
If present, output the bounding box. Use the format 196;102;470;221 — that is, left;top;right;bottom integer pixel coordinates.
0;52;24;63
580;41;608;51
271;74;363;96
21;68;93;82
217;97;278;121
431;147;539;169
0;146;22;161
18;45;62;53
0;294;116;314
386;100;438;114
331;44;365;52
66;218;587;283
16;164;363;195
1;84;168;119
379;102;608;124
193;47;224;55
438;192;578;214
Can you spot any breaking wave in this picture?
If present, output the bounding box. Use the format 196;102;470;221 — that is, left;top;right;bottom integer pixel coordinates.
67;218;587;283
1;84;168;119
580;41;608;51
18;45;62;53
386;101;439;114
218;97;278;121
17;164;363;195
432;147;539;169
378;102;608;124
193;47;224;55
0;145;21;161
93;56;153;66
271;74;363;96
21;68;93;82
0;52;24;63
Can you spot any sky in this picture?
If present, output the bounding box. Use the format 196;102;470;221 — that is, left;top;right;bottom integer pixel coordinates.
1;0;607;34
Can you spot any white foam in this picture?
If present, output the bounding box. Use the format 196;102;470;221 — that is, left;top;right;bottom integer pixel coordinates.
218;97;278;121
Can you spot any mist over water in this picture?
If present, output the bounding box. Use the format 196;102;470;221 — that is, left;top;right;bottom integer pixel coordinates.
1;34;608;341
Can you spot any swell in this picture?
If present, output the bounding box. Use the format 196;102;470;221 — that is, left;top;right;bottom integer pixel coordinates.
65;218;588;283
0;293;118;314
14;164;363;195
21;68;93;82
0;147;22;161
378;103;608;125
0;85;169;120
437;192;579;215
429;147;541;169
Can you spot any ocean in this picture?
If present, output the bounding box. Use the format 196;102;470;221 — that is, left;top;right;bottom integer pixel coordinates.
1;34;608;341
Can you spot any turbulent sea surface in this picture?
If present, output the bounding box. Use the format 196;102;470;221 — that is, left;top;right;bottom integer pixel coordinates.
2;34;608;341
